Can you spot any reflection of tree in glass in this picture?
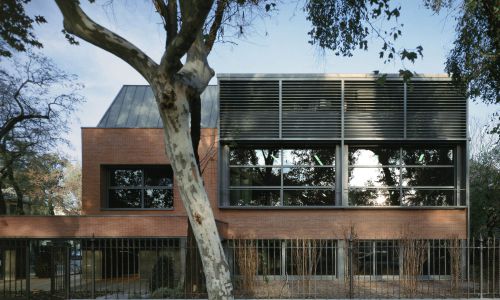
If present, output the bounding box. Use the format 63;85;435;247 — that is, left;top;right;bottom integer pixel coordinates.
402;147;454;205
403;189;453;206
230;190;280;206
229;148;280;205
111;169;142;186
283;149;334;187
144;168;172;186
284;189;333;206
348;148;400;205
348;189;378;206
110;189;141;208
144;189;173;208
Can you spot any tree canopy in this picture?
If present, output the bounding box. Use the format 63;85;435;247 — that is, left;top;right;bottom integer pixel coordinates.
0;51;83;214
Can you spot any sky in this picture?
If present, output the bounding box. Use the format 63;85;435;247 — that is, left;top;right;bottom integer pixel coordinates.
24;1;496;160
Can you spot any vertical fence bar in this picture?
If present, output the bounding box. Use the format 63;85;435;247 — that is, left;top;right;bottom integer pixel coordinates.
348;235;353;299
480;235;484;299
25;240;30;299
91;237;95;299
65;245;70;299
50;243;55;296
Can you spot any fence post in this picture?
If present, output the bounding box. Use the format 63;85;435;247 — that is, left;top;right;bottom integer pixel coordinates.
91;237;96;299
348;235;353;299
480;235;484;299
25;240;30;299
65;245;71;299
50;243;55;296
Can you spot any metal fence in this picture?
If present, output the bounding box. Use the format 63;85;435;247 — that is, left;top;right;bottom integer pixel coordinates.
0;237;498;299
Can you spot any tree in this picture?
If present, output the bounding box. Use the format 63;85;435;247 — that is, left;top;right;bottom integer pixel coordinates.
53;1;272;298
469;119;500;236
19;153;81;215
0;51;83;214
441;0;500;134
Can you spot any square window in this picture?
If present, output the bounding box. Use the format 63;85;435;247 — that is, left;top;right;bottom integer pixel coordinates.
106;166;173;209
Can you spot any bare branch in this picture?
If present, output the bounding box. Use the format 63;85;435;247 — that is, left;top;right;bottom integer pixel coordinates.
54;0;158;82
205;0;227;52
0;114;50;141
154;0;178;47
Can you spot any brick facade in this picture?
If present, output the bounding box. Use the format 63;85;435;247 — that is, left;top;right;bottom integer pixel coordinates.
0;127;467;239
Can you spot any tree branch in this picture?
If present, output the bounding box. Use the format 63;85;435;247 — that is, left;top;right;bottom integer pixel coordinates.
0;114;50;141
176;33;214;92
154;0;178;47
54;0;158;82
159;0;214;75
205;0;227;52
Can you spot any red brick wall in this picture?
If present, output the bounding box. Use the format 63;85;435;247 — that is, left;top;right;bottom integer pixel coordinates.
81;128;219;215
0;215;188;238
78;127;467;240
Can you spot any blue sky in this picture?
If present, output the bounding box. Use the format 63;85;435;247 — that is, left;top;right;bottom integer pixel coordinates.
25;1;495;160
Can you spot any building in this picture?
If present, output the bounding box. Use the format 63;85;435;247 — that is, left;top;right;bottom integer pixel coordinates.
0;74;471;298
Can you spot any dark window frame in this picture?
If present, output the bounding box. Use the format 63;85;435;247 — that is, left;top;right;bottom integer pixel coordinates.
226;146;337;207
347;145;460;207
104;165;174;210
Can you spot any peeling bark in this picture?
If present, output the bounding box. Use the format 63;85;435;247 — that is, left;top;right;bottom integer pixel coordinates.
154;82;233;299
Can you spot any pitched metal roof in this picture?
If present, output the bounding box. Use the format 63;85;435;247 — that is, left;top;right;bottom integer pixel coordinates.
97;85;218;128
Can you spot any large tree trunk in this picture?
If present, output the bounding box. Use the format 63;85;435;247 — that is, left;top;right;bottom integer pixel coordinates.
52;2;233;297
154;82;233;299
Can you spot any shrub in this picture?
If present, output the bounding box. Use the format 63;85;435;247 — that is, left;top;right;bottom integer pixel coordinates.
34;249;51;278
150;255;176;293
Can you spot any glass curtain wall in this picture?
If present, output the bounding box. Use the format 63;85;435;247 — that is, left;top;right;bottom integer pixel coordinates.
348;146;458;206
228;147;336;206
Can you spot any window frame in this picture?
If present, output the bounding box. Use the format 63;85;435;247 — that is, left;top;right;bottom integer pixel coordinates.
227;239;338;280
224;146;338;207
220;143;465;208
347;145;461;207
103;165;174;210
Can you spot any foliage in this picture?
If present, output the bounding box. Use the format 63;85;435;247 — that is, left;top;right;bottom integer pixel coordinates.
305;0;423;80
150;255;176;293
441;0;499;133
0;0;46;57
469;119;500;236
0;51;83;214
15;153;81;215
469;146;500;236
34;247;51;278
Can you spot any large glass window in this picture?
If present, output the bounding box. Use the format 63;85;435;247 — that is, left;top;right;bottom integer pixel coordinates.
355;240;399;276
348;146;457;206
228;147;336;206
107;166;173;209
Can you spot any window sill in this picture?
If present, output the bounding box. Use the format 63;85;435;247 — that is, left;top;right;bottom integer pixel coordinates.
101;208;175;211
218;205;467;210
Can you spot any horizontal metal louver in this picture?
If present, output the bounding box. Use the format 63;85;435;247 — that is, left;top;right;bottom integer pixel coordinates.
344;81;404;139
406;81;466;139
282;80;342;138
219;80;279;139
